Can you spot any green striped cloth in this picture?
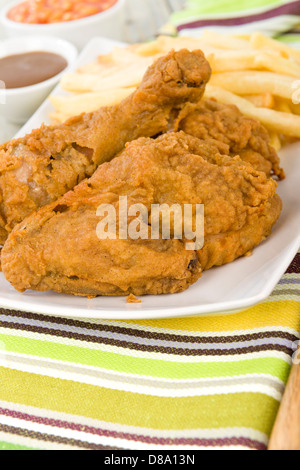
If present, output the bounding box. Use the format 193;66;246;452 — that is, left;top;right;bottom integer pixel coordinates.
0;249;299;450
170;0;300;40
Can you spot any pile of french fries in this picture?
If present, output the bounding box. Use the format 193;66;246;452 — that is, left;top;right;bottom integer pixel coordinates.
50;31;300;150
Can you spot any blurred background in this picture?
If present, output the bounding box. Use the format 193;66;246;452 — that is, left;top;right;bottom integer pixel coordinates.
0;0;185;43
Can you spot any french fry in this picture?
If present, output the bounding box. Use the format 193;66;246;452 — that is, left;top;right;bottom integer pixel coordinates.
77;61;110;75
78;57;131;76
200;30;251;50
250;32;300;64
49;112;71;124
254;52;300;77
134;38;169;56
205;84;300;138
87;46;140;68
109;46;144;64
207;50;280;72
78;60;144;82
274;97;293;114
135;36;198;55
60;73;111;92
210;72;295;100
235;34;252;40
49;88;135;116
209;50;300;75
206;50;300;78
244;93;275;109
268;131;282;152
208;51;257;72
290;102;300;116
134;35;216;57
60;62;147;92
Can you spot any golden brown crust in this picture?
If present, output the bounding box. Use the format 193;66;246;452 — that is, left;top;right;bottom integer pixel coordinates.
179;98;285;180
126;294;142;303
1;132;282;297
0;49;211;244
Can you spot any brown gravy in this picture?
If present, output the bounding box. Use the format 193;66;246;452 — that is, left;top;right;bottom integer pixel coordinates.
0;51;68;89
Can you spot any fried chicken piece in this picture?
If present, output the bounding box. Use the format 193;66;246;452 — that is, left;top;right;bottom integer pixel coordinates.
0;49;211;245
1;132;282;298
179;98;285;180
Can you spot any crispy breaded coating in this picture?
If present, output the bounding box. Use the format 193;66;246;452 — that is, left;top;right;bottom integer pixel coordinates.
1;132;282;298
0;49;211;244
179;98;285;180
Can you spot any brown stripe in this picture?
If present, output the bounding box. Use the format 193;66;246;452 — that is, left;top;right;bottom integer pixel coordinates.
286;253;300;274
0;423;122;450
0;308;298;345
0;319;294;357
0;407;267;449
0;422;266;450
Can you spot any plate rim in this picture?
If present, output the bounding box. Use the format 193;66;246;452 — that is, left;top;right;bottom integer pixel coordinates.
0;235;299;320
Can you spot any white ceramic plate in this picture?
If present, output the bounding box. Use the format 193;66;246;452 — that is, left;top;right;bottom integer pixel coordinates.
0;37;299;320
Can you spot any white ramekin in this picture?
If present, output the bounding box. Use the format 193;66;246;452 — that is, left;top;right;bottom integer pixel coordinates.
0;0;127;50
0;36;78;124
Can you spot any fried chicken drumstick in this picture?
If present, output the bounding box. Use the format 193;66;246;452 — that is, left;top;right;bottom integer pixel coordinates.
1;132;282;298
0;49;211;245
179;98;285;180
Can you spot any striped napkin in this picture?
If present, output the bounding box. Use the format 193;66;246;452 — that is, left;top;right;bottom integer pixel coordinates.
0;250;299;450
170;0;300;38
0;0;299;452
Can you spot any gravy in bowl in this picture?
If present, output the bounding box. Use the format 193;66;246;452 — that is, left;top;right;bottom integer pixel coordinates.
0;51;68;88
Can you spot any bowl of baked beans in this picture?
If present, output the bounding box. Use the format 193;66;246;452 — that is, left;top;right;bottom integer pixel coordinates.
0;0;126;49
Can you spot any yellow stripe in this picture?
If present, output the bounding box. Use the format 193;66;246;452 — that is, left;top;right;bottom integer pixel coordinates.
122;301;300;332
0;367;279;434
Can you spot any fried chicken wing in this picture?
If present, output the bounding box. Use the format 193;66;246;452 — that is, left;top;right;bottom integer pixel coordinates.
179;98;285;180
0;49;211;245
1;132;282;298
